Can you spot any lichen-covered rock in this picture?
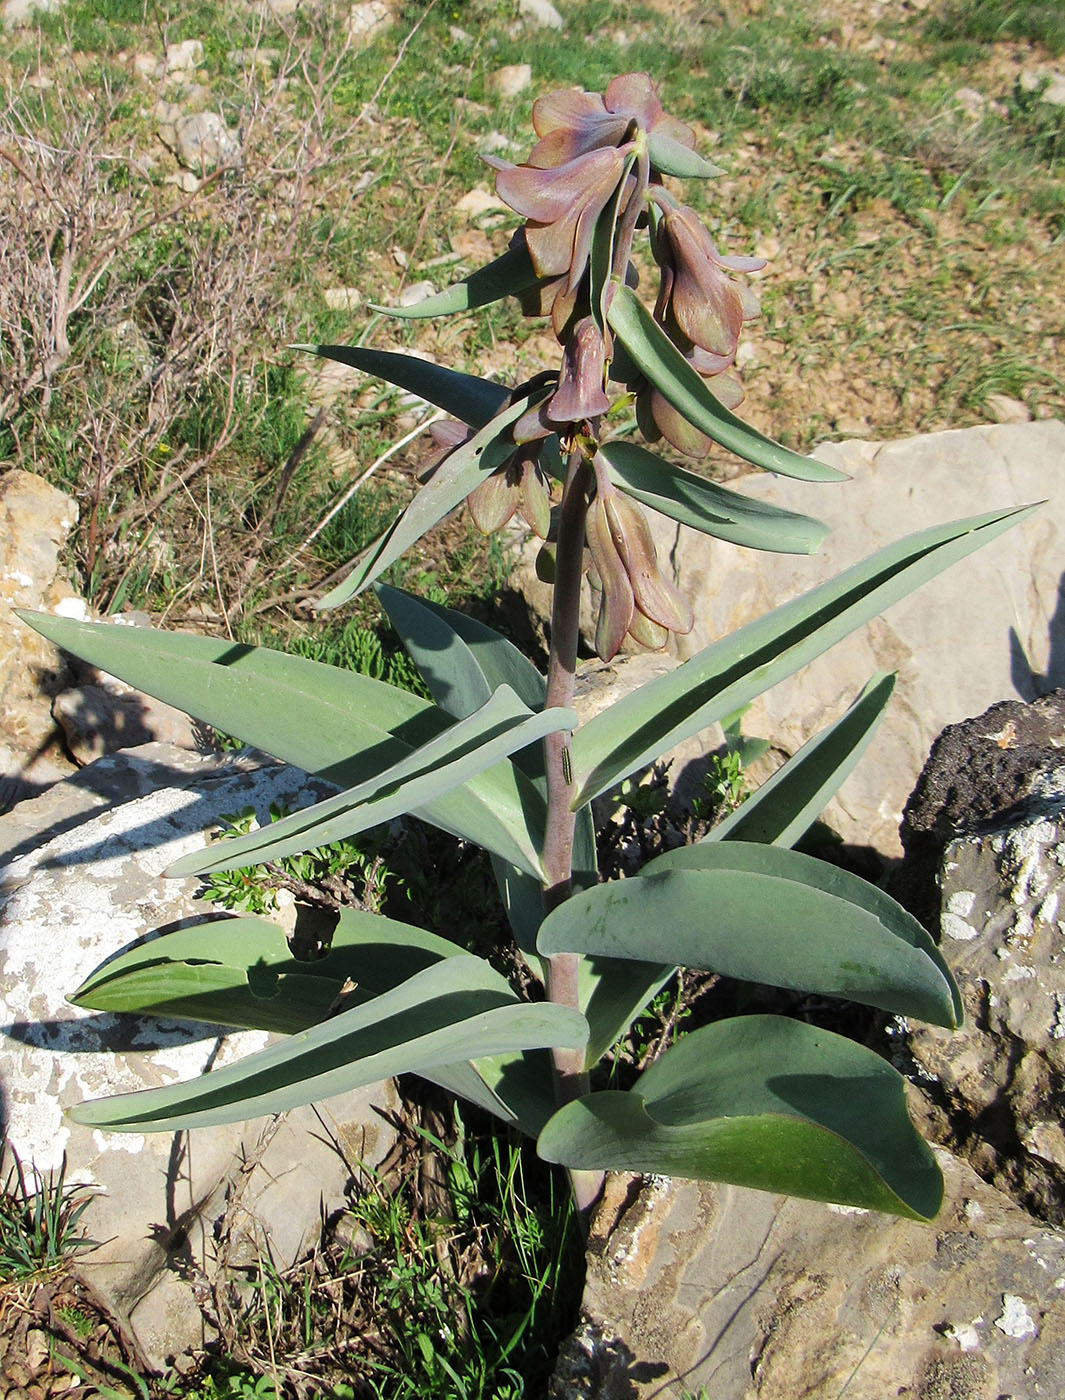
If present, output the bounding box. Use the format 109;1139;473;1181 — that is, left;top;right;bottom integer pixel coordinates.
553;1154;1065;1398
0;743;396;1366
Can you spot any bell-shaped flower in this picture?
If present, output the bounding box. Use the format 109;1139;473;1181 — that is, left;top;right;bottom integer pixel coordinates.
527;73;701;176
546;316;611;424
491;144;631;292
657;201;765;361
586;461;693;661
422;419;551;540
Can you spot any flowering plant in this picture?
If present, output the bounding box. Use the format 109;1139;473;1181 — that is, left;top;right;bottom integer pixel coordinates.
24;74;1031;1222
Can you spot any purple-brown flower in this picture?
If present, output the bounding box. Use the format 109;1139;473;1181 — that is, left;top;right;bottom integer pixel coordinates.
526;73;700;175
421;419;552;540
490;145;632;293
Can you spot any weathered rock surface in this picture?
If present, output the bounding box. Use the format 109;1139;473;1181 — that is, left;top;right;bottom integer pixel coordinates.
0;743;396;1366
901;695;1065;1223
554;1155;1065;1398
0;469;82;803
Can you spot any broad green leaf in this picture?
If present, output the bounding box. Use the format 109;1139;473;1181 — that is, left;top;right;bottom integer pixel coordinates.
709;673;896;848
570;504;1038;805
317;391;542;609
301;344;509;427
370;242;543;320
167;686;576;877
70;954;589;1132
646;130;723;179
537;1015;944;1220
607;285;848;482
71;909;467;1031
579;957;674;1067
18;615;548;878
540;841;961;1027
599;440;828;555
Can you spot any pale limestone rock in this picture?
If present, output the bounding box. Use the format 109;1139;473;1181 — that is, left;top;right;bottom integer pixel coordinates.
164;39;202;72
0;470;81;797
985;392;1031;424
641;421;1062;857
491;63;533;98
171;111;240;170
0;743;396;1366
347;0;391;42
518;0;563;29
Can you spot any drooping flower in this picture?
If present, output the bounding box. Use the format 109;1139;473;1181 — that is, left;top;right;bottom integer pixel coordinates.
526;73;701;177
632;329;748;458
421;418;552;540
654;198;765;361
490;145;632;293
586;457;693;660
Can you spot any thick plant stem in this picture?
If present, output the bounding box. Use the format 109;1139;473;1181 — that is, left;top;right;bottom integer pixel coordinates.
541;446;603;1219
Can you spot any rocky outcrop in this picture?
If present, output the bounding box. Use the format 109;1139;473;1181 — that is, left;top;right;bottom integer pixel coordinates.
554;1155;1065;1399
0;743;396;1367
0;469;82;804
901;694;1065;1224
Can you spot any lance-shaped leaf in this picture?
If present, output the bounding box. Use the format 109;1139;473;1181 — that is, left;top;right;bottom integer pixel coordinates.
646;129;723;179
317;391;541;609
167;685;577;877
541;840;960;1026
599;440;827;555
69;954;589;1133
301;344;509;427
431;1049;560;1137
375;584;597;951
607;284;847;483
71;909;468;1032
370;242;544;321
709;673;896;848
569;503;1038;806
18;615;548;878
537;1015;944;1220
375;583;546;720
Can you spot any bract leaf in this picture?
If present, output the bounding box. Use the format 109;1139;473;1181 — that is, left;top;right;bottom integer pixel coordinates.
369;243;543;320
607;285;847;482
541;840;960;1026
569;504;1038;805
709;672;896;848
17;615;548;878
300;344;509;427
317;391;537;609
599;440;827;555
646;129;724;179
69;954;589;1132
71;909;467;1032
537;1015;944;1220
167;685;576;877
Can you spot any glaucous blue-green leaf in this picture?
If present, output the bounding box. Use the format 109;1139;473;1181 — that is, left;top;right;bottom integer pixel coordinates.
607;285;847;483
590;151;636;329
69;954;589;1132
300;344;509;427
646;130;723;179
17;615;547;878
537;1015;944;1220
569;503;1038;806
431;1049;559;1137
375;583;546;720
167;685;576;877
709;673;896;848
317;390;542;609
370;242;543;321
539;841;961;1027
598;440;828;555
70;908;467;1032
